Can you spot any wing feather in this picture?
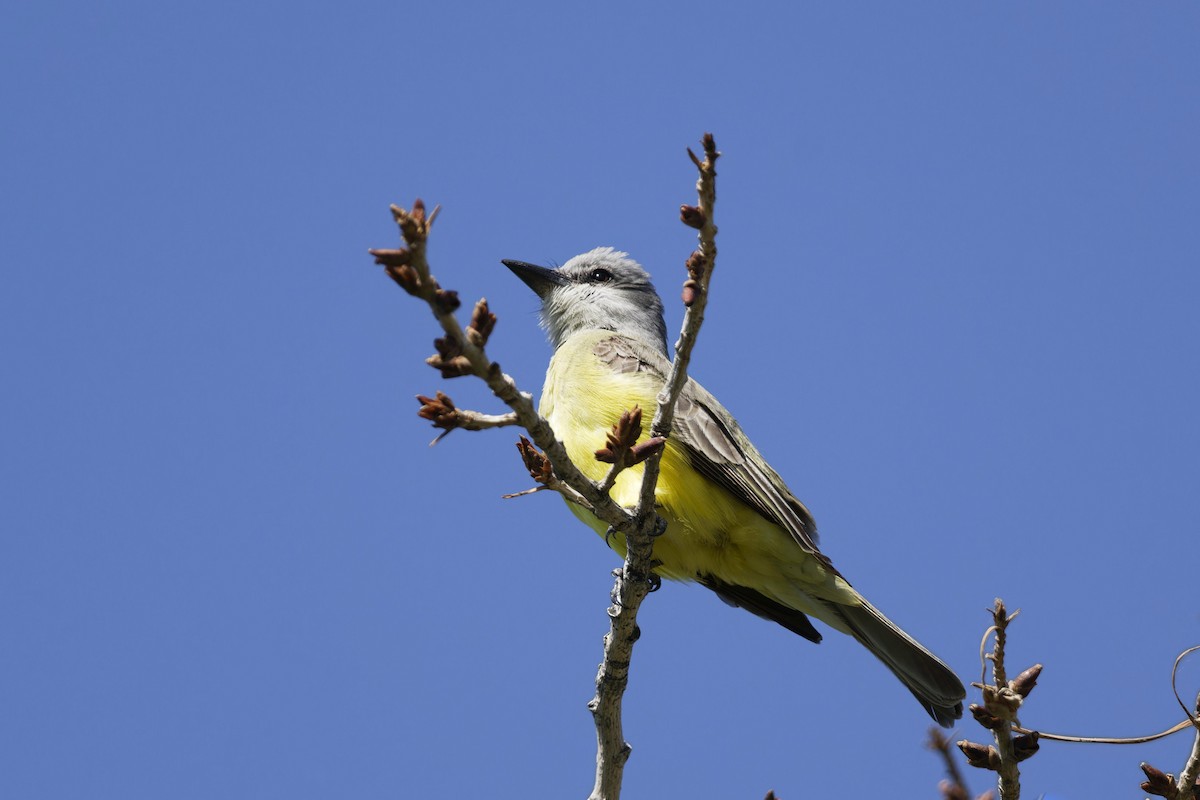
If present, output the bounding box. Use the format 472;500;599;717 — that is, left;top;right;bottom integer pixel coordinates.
593;335;833;571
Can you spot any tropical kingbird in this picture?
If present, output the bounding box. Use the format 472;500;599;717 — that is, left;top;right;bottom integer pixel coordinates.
503;247;965;725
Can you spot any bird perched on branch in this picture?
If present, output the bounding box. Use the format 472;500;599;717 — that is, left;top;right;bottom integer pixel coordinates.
503;247;965;726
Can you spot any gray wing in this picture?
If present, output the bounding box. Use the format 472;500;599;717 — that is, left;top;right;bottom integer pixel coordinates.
699;574;823;643
593;335;835;573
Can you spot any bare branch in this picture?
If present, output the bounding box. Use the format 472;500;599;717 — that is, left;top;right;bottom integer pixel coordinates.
958;599;1037;800
504;436;595;509
588;133;720;800
986;600;1033;799
1175;688;1200;800
415;391;517;444
929;727;973;800
1010;649;1193;743
373;135;723;800
1015;718;1195;745
370;200;636;533
1178;733;1200;800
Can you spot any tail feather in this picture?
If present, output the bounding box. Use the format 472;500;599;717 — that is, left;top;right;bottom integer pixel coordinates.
829;599;965;727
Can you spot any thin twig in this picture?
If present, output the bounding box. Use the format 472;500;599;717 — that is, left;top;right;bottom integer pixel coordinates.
417;393;517;445
1011;645;1200;745
1174;659;1200;800
446;409;517;431
987;600;1022;800
929;728;973;800
1011;718;1194;745
374;136;722;800
959;600;1030;800
371;204;635;533
587;133;721;800
1178;700;1200;800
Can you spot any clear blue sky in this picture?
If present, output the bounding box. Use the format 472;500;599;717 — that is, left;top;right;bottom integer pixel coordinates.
4;2;1198;797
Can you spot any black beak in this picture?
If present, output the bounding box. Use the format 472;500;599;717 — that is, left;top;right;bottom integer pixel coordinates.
502;259;568;299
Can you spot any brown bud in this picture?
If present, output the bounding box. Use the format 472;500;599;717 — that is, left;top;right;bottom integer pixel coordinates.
416;391;457;430
956;740;1000;771
1139;762;1177;798
427;337;471;376
383;263;421;294
1012;731;1039;763
629;436;666;465
937;779;969;800
681;279;699;307
968;703;1004;730
389;199;427;243
1009;664;1043;699
701;132;718;162
679;204;706;229
433;336;462;359
434;289;461;314
515;436;553;484
595;407;644;464
425;353;473;378
685;250;706;279
467;299;497;347
368;247;412;267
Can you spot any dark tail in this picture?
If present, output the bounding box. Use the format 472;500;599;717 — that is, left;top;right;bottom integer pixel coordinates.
829;599;965;727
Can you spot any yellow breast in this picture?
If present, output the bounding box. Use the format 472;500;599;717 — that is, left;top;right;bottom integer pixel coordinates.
538;331;839;603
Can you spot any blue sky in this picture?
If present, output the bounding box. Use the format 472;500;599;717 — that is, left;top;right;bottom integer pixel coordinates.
4;2;1199;797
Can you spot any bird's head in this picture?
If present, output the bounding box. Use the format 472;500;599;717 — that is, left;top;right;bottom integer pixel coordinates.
503;247;667;354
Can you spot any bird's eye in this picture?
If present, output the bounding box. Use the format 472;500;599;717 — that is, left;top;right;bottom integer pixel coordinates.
588;268;613;283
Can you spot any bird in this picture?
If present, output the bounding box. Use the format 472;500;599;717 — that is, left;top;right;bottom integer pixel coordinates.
502;246;965;726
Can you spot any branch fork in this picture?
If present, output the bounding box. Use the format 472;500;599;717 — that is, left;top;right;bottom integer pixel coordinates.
371;134;722;800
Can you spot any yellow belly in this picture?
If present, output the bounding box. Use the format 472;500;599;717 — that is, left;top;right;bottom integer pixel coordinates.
539;330;856;625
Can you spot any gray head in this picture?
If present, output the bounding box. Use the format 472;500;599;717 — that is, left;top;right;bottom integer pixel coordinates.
503;247;668;355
